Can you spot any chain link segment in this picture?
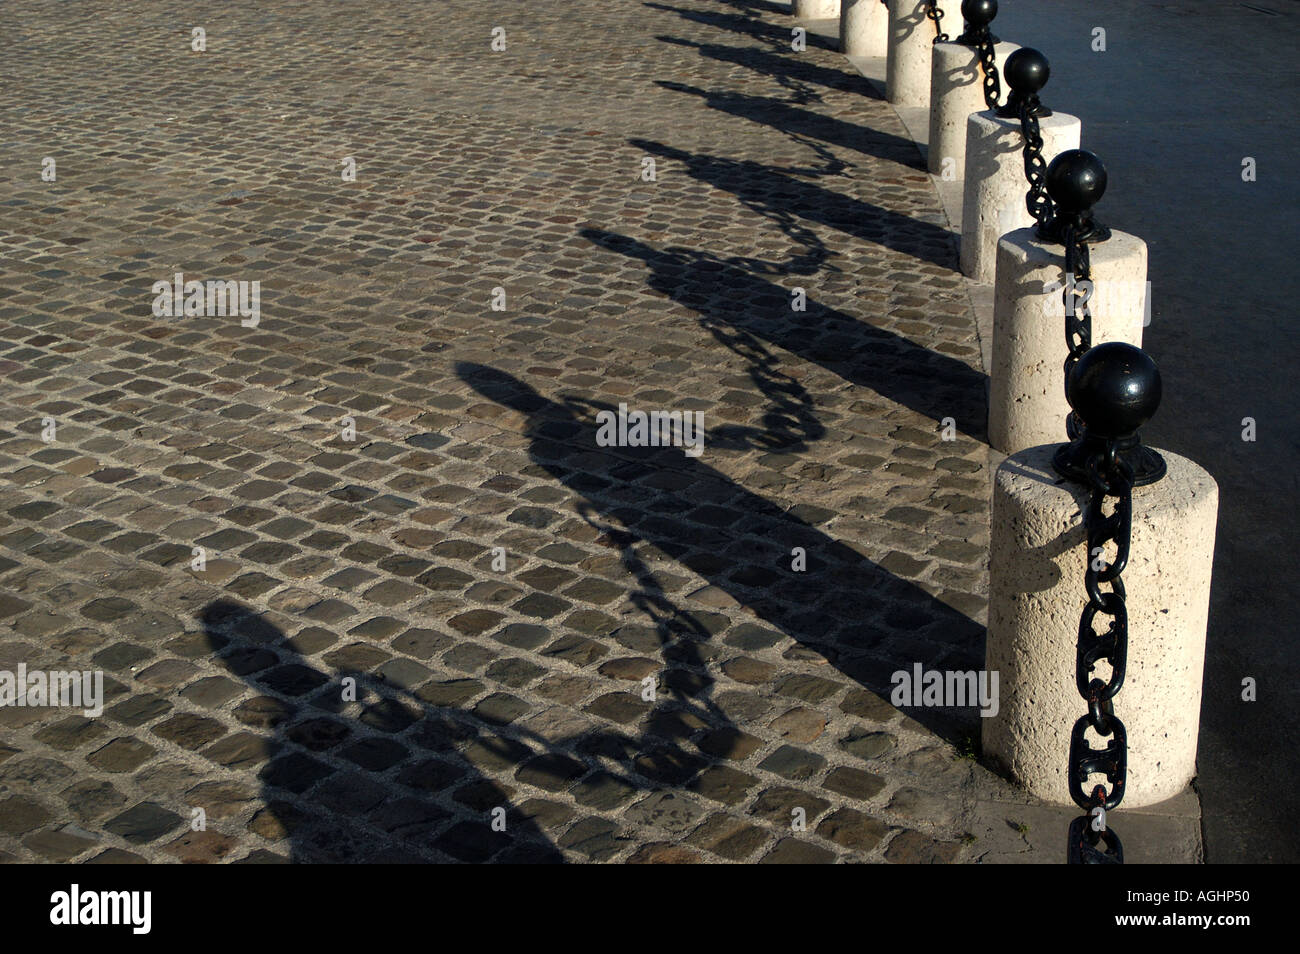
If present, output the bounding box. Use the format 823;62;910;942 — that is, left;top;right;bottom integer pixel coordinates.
1062;230;1094;390
927;1;949;43
1019;101;1055;229
1058;221;1132;864
974;28;1002;109
1068;471;1133;861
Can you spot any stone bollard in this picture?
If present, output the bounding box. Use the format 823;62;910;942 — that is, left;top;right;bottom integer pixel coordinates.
989;152;1148;454
986;445;1217;807
840;0;889;57
960;108;1080;282
960;49;1081;283
886;0;961;107
985;347;1217;809
928;18;1019;178
794;0;841;18
990;229;1146;453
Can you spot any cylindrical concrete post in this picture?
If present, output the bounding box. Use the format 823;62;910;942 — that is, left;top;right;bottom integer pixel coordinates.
984;445;1217;808
928;39;1020;177
959;109;1081;283
794;0;841;18
840;0;889;57
886;0;961;107
989;228;1148;454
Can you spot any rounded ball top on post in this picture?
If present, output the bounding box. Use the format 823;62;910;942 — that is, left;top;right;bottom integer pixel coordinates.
1046;149;1108;216
1003;48;1050;96
961;0;998;27
1067;343;1162;439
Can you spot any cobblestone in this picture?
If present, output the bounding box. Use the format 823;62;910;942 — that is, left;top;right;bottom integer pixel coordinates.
0;0;1006;863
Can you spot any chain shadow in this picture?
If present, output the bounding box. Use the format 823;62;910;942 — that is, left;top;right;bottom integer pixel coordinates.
582;227;986;441
457;363;986;745
635;137;954;268
646;0;840;52
891;0;932;46
656;80;915;166
656;34;883;102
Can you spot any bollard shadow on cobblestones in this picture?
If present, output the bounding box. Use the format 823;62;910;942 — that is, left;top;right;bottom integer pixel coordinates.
646;0;840;53
198;599;567;863
656;82;914;166
716;0;791;15
199;555;750;862
632;136;957;270
656;35;884;103
582;227;986;442
457;362;986;748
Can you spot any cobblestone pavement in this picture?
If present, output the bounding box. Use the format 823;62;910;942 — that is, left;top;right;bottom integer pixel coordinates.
0;0;1081;863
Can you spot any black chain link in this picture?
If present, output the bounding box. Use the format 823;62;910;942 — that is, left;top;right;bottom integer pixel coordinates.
1062;229;1092;406
1019;100;1055;229
1061;224;1130;865
927;1;949;43
974;27;1002;110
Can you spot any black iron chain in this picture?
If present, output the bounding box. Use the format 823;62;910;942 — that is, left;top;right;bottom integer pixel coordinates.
1061;224;1130;865
974;28;1002;109
1019;100;1055;229
927;1;949;43
1062;229;1092;409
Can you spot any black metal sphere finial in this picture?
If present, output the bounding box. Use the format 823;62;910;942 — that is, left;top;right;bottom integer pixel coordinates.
1005;47;1049;95
1040;149;1112;244
956;0;999;45
1046;149;1107;216
1052;343;1167;487
996;48;1052;118
961;0;997;27
1068;342;1161;439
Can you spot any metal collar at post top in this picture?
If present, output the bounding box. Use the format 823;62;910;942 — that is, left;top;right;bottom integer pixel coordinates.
956;0;999;45
1038;149;1112;246
1052;342;1168;489
997;47;1053;119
